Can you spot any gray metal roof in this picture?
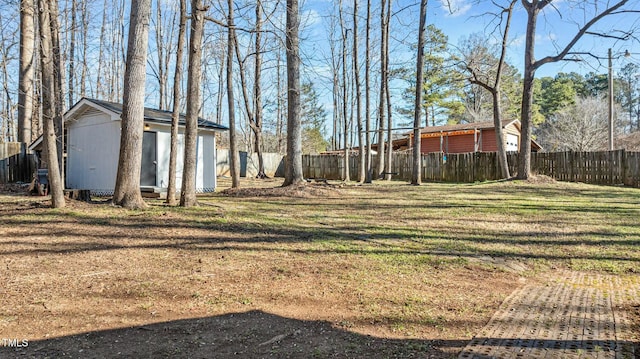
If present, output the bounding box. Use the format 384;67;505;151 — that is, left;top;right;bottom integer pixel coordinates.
85;98;229;131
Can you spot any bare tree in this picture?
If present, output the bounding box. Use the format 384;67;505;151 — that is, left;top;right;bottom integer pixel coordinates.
339;0;350;181
231;3;267;179
253;0;266;179
376;0;387;179
180;0;207;207
227;0;241;188
48;0;65;187
67;0;76;107
540;96;610;151
364;0;372;183
383;0;392;181
518;0;634;179
18;0;35;144
154;0;167;110
276;45;285;154
464;0;517;179
353;0;365;183
38;0;65;208
0;12;17;143
96;0;107;98
328;12;340;151
166;0;187;205
411;0;428;185
151;0;176;110
282;0;304;186
79;0;88;97
112;0;152;209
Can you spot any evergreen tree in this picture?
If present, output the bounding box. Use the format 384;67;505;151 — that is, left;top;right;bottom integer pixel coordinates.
398;25;464;126
300;82;328;153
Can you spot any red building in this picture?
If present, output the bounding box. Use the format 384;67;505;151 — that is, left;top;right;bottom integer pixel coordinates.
405;120;542;154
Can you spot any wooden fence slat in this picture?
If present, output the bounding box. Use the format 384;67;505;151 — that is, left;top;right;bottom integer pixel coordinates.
0;143;36;184
301;150;640;186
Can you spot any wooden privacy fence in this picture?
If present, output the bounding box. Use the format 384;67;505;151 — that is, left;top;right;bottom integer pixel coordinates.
302;150;640;187
0;143;36;184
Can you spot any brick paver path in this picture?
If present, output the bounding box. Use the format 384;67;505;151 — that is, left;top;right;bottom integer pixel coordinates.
459;272;639;359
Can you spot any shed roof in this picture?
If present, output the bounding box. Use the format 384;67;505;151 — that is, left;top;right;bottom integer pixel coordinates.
29;98;228;152
72;98;229;131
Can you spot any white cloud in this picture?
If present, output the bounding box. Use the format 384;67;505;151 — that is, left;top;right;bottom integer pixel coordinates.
439;0;471;18
511;34;526;48
302;9;323;28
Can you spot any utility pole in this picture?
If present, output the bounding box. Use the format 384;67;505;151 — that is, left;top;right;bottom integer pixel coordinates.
608;48;614;151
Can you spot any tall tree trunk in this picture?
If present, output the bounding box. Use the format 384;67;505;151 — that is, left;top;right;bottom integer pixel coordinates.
364;0;372;183
112;0;152;209
155;0;166;110
253;0;266;178
227;0;241;188
283;0;304;186
80;0;88;97
354;0;365;183
384;0;393;181
166;0;186;205
48;0;65;188
119;0;126;99
68;0;76;108
276;49;284;154
38;0;65;208
339;0;350;181
518;3;538;180
180;0;206;207
492;2;516;179
215;40;225;125
32;61;41;141
96;0;107;98
331;49;339;151
18;0;35;144
492;91;510;178
412;0;428;185
376;0;386;179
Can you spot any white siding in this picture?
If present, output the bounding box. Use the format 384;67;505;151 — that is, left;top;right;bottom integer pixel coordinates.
66;113;120;194
66;108;219;195
156;131;216;193
157;131;185;189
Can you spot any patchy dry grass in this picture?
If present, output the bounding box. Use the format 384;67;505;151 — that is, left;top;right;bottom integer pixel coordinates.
0;178;638;358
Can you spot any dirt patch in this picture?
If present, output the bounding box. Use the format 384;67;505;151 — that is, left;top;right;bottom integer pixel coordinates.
0;192;517;358
222;182;343;198
623;303;640;355
503;174;557;184
523;174;556;183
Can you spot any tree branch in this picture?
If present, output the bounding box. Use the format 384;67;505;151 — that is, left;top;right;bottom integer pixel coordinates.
534;0;631;69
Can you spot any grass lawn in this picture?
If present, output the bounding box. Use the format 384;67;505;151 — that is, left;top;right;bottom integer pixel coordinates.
0;178;638;358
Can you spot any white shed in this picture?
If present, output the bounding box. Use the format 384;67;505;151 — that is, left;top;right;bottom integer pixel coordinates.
62;98;228;195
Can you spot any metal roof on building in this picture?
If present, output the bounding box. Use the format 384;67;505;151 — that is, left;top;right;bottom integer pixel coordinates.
82;98;229;131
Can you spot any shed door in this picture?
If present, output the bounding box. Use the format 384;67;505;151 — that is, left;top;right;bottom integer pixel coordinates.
141;131;157;186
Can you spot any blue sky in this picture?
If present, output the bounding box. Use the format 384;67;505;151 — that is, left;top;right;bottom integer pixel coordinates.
301;0;640;78
295;0;640;132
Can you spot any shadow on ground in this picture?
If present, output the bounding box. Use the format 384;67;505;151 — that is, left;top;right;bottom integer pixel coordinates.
1;310;465;358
